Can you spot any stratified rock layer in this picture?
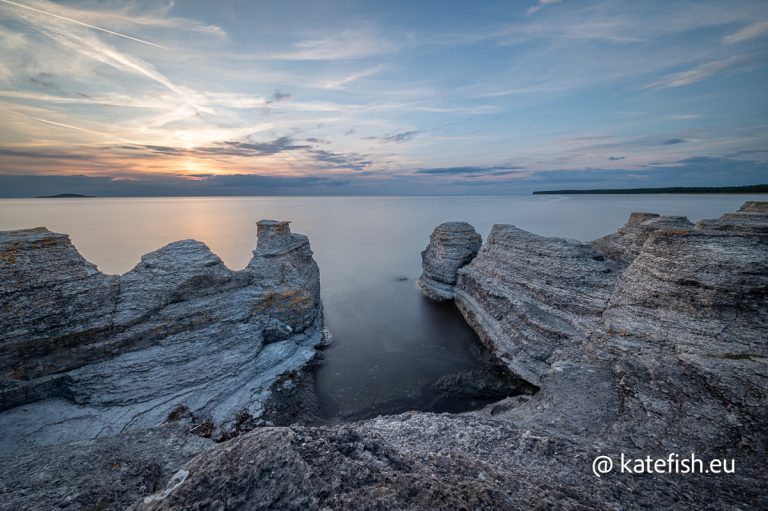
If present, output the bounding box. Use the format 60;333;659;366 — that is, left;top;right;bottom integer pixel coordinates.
417;222;481;301
130;202;765;511
0;220;325;454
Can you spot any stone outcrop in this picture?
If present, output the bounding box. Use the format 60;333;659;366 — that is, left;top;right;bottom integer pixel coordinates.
591;212;694;264
3;203;766;510
126;202;766;511
0;220;325;454
417;222;481;301
0;424;213;511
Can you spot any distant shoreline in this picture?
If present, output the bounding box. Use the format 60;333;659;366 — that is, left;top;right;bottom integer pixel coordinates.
533;184;768;195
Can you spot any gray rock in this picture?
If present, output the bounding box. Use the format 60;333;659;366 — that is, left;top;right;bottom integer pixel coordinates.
0;424;212;511
417;222;481;301
0;220;325;453
592;212;694;264
135;202;766;510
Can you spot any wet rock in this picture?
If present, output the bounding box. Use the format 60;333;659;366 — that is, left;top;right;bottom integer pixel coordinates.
0;220;324;453
417;222;482;301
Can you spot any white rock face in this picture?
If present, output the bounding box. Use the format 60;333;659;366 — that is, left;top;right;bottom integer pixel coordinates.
0;220;325;453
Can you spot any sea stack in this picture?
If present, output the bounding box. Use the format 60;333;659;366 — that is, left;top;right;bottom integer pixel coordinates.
417;221;482;301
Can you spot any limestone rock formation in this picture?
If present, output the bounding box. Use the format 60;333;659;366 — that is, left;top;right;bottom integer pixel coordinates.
417;221;481;301
0;220;325;454
3;203;767;511
6;203;768;511
591;212;693;264
0;424;213;511
128;202;766;511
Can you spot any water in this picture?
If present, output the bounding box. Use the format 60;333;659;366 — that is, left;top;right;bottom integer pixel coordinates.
1;195;763;419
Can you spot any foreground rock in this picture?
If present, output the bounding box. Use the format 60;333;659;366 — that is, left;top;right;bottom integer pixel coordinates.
0;424;212;511
0;220;325;454
417;222;482;301
127;202;765;511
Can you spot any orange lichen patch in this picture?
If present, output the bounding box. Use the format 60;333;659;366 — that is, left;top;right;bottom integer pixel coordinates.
668;229;690;235
252;289;314;313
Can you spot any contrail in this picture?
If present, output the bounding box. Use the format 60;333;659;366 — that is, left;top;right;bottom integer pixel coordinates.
30;116;138;144
0;0;168;49
31;116;94;133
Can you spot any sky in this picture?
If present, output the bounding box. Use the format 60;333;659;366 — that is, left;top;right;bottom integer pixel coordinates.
0;0;767;196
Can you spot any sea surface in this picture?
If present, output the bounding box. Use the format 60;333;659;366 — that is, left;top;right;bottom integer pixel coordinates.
1;194;764;419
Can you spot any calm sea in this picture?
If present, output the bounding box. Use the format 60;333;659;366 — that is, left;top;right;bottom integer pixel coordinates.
1;195;763;419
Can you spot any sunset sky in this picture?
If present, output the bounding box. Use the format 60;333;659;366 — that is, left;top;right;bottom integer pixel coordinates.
0;0;767;196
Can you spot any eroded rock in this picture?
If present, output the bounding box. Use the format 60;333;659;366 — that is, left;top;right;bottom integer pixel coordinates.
0;220;325;454
417;222;481;301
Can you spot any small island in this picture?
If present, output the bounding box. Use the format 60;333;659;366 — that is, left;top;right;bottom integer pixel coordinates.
533;184;768;194
36;193;94;198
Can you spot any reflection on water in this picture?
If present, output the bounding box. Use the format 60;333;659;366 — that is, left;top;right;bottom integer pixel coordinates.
1;195;763;418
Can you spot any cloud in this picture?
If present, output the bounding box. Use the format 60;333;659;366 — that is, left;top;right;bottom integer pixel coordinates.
7;2;209;113
724;149;768;158
305;138;331;144
262;28;400;60
723;20;768;44
324;65;385;89
308;149;372;170
667;114;704;120
198;137;309;156
608;156;625;161
0;0;168;49
527;0;562;15
643;54;758;89
415;165;524;175
266;90;292;104
0;173;349;197
661;138;687;145
378;130;422;143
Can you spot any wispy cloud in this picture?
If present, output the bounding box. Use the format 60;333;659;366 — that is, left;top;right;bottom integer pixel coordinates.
0;0;168;49
260;28;401;60
643;54;758;89
324;65;384;89
379;130;422;143
527;0;562;16
723;20;768;44
415;165;524;175
1;0;767;194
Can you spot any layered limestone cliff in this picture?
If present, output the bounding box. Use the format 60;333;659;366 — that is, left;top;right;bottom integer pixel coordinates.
127;202;766;510
2;204;766;510
0;220;325;454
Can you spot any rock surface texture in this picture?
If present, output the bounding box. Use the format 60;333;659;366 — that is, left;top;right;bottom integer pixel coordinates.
131;202;765;511
2;204;767;511
417;221;482;301
0;220;325;455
